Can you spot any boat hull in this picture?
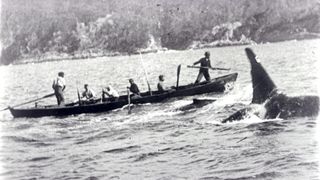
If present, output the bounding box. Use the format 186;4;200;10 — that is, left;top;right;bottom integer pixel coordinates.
10;73;238;118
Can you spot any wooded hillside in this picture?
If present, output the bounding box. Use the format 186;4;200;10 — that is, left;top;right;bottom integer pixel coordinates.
1;0;319;64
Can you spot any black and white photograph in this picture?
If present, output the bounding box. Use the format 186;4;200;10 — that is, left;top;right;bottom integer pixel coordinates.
0;0;319;179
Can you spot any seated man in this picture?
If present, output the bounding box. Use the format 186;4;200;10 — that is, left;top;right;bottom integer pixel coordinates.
128;79;141;99
157;75;165;92
102;85;120;102
157;75;175;92
81;84;96;104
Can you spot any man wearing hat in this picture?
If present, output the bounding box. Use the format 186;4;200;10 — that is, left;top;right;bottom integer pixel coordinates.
193;51;212;84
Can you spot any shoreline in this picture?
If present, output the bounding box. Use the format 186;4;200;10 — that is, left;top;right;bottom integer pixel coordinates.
5;37;319;66
3;41;254;66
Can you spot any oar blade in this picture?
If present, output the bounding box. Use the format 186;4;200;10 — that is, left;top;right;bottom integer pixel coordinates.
0;106;10;111
1;93;55;111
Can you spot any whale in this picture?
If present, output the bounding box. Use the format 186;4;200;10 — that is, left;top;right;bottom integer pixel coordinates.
222;48;319;123
175;98;216;112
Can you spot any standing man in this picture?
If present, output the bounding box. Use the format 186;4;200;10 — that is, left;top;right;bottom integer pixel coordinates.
52;72;66;106
193;51;212;84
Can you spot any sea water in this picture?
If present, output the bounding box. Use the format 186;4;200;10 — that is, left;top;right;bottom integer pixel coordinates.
0;39;319;179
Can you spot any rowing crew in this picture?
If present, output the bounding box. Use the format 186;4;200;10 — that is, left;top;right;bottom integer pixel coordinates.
52;74;172;106
52;51;215;106
79;84;120;102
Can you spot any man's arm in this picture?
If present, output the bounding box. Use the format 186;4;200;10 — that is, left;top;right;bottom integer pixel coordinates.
129;86;136;95
103;89;111;97
208;59;212;68
91;90;96;98
52;80;55;90
193;58;202;65
157;83;164;92
134;84;141;95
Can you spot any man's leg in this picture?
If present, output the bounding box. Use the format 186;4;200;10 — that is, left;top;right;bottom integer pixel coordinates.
60;93;65;105
204;71;211;81
195;72;204;84
56;95;60;105
54;90;60;105
57;88;65;106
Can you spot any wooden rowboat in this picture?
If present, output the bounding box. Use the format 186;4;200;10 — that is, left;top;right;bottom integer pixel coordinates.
9;73;238;118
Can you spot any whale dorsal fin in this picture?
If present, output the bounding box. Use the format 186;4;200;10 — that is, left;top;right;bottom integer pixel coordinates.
245;48;277;104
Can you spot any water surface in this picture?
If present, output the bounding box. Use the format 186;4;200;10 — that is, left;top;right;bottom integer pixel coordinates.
0;39;319;179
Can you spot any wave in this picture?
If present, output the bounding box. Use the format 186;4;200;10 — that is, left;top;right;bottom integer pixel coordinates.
28;156;51;162
102;145;140;154
130;151;165;162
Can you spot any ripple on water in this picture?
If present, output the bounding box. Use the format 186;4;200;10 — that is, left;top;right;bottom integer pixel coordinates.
2;135;55;148
84;176;99;180
3;135;38;143
203;171;282;180
130;151;165;162
102;145;141;154
27;156;51;162
14;123;33;130
75;130;114;145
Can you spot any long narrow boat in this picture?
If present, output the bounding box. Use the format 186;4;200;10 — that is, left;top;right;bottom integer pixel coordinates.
9;73;238;118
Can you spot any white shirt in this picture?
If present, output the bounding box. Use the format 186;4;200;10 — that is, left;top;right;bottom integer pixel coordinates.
53;76;65;88
82;88;96;99
104;86;119;98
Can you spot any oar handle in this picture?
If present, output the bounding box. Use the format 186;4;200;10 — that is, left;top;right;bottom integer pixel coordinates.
139;52;152;96
1;93;55;111
77;88;81;105
211;67;231;71
1;106;10;111
187;65;230;71
127;88;131;113
176;64;181;89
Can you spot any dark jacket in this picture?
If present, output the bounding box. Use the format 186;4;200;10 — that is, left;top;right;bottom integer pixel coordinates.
130;83;140;95
194;57;211;72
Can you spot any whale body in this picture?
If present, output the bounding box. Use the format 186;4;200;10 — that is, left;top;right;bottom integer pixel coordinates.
176;98;216;112
222;48;319;123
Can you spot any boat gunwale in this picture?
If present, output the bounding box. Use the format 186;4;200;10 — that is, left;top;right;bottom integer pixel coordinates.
9;73;238;114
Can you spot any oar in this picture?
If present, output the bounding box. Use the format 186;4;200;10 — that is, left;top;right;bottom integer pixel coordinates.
187;65;230;71
176;64;181;89
1;93;55;111
139;52;152;95
127;88;131;114
77;87;81;105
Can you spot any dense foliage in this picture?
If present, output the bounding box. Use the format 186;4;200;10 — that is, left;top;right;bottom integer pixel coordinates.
1;0;319;64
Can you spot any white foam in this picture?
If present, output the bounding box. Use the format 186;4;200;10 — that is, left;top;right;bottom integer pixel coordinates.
224;113;283;125
214;84;252;108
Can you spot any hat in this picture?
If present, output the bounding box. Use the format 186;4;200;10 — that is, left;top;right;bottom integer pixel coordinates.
58;72;64;76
